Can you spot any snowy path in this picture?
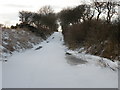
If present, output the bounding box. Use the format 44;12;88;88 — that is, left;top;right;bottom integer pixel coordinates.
3;32;118;88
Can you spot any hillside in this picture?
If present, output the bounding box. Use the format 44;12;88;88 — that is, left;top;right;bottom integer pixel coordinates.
2;28;43;59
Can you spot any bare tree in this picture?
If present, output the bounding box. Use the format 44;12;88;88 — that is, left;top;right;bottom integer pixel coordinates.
31;13;42;28
106;1;118;23
38;6;54;15
93;0;106;20
19;11;32;24
82;4;95;21
31;6;57;31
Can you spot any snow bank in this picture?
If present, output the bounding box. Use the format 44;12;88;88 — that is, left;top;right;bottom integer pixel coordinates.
66;49;118;71
2;29;43;59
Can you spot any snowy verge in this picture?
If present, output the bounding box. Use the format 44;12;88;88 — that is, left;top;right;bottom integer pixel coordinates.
66;49;118;71
2;29;43;60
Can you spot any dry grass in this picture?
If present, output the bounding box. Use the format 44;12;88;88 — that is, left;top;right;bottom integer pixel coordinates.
2;28;43;57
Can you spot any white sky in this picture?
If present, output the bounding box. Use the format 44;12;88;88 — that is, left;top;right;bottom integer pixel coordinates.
0;0;91;26
0;0;119;26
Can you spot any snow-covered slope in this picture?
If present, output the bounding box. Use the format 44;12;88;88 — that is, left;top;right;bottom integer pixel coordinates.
3;32;118;88
2;29;43;59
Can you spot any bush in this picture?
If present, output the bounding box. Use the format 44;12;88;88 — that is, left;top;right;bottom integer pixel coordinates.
63;19;119;60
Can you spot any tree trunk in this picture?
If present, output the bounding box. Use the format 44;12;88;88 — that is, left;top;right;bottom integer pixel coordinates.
97;12;101;21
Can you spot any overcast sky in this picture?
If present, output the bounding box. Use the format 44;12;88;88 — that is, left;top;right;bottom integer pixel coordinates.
0;0;119;26
0;0;92;26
